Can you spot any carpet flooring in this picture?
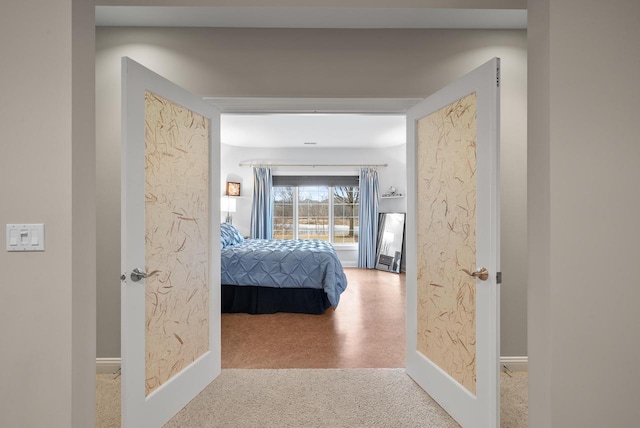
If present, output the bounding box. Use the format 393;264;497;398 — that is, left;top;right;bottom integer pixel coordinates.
97;369;528;427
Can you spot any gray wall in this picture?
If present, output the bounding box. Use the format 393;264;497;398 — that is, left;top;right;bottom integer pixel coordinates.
0;1;96;427
528;0;640;426
96;27;528;357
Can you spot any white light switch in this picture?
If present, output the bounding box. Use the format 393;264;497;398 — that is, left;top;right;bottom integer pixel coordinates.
20;229;29;245
6;224;45;251
9;229;18;246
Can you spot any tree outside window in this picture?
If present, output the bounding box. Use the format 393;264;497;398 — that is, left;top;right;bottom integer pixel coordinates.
333;186;359;244
273;186;294;240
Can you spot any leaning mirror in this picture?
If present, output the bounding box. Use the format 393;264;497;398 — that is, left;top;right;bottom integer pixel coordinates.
375;213;406;273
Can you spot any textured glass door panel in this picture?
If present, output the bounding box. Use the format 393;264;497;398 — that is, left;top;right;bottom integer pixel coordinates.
144;91;210;396
416;93;477;394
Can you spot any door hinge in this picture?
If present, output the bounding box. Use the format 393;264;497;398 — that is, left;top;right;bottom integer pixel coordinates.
496;65;500;87
496;272;502;284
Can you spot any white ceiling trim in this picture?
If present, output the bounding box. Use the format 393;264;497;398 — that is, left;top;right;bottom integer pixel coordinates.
95;6;527;29
204;97;423;114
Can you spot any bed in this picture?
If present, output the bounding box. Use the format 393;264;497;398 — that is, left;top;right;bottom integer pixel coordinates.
220;223;348;314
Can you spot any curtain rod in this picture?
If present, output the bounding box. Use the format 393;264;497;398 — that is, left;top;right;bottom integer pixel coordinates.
238;162;387;168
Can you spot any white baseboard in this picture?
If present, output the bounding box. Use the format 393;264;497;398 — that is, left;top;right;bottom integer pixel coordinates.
96;358;121;374
341;261;358;268
97;356;527;374
500;356;528;372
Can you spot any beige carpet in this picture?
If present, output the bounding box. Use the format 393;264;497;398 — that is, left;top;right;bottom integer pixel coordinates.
97;369;527;427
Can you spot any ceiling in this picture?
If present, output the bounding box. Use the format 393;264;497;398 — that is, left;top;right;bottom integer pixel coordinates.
96;5;526;149
212;97;418;149
221;113;406;148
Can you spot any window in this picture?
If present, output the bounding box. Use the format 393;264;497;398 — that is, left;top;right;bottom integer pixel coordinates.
273;186;295;240
273;180;359;244
333;186;359;244
298;186;330;240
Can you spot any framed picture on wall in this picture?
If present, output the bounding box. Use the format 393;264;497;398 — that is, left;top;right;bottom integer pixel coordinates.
226;181;241;196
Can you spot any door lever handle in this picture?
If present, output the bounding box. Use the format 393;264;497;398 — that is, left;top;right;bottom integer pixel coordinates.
130;268;147;282
461;267;489;281
129;268;159;282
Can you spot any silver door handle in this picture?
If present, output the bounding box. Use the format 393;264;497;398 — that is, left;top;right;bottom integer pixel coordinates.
131;268;147;282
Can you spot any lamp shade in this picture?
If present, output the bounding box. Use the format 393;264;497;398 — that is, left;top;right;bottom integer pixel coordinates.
220;197;236;213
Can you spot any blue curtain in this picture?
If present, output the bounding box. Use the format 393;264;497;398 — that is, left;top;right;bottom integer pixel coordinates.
358;167;379;268
250;167;273;239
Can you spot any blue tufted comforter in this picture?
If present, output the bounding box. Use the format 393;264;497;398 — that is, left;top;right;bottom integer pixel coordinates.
221;239;348;308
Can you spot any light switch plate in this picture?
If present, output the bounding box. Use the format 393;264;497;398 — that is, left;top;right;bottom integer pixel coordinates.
6;224;45;251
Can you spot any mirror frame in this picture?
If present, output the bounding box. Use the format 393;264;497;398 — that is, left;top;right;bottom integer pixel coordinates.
375;212;406;274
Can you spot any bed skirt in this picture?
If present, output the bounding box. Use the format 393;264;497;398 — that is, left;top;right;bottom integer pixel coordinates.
221;285;331;315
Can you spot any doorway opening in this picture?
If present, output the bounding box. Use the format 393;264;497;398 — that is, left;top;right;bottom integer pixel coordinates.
214;99;414;370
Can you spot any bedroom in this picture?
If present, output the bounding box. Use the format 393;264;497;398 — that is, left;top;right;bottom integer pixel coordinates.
96;26;528;373
217;112;408;368
218;111;409;268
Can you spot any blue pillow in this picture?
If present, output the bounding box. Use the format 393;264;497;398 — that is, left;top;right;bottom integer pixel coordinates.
227;224;244;245
220;222;244;248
